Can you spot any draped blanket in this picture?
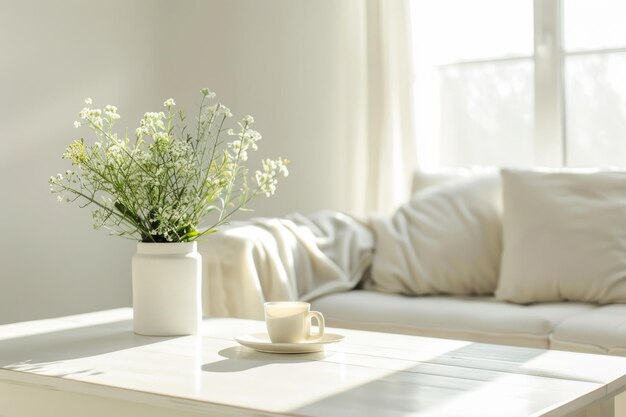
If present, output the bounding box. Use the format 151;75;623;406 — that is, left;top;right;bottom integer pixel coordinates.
199;211;374;320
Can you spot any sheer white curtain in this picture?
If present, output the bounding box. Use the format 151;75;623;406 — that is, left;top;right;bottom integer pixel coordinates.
345;0;417;217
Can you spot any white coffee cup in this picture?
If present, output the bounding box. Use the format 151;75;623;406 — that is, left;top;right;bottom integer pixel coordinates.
264;301;325;343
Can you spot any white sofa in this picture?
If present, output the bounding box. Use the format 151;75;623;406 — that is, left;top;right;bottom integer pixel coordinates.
199;169;626;357
312;291;626;354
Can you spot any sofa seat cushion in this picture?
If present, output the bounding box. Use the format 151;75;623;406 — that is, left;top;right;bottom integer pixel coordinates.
311;290;594;348
551;305;626;355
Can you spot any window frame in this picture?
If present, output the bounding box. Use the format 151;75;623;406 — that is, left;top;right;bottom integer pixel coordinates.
413;0;626;169
534;0;564;167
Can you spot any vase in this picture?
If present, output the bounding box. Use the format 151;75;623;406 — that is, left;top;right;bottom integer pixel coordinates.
132;242;202;336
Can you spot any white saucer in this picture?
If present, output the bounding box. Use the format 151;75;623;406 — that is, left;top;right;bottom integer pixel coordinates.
235;333;345;353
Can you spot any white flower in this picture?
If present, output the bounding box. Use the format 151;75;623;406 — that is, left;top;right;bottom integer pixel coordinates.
163;98;176;107
73;121;81;128
218;105;233;118
201;88;216;98
255;158;289;197
57;195;64;203
84;98;92;105
243;115;254;124
140;111;166;132
153;132;170;143
104;105;120;120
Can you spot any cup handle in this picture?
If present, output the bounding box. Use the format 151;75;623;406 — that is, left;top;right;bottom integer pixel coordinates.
306;311;325;340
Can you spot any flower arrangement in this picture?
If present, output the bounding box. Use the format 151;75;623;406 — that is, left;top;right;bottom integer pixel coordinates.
49;88;289;243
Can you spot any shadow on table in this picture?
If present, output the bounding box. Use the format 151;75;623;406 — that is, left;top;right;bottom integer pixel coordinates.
202;346;328;373
0;319;174;374
202;341;578;415
290;343;568;416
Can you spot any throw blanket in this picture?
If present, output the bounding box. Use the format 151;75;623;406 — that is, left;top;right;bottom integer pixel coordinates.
199;210;374;320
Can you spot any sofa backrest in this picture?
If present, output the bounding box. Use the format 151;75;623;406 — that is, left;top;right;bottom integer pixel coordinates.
411;167;497;195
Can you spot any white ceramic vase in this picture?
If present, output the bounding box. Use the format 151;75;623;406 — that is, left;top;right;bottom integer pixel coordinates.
132;242;202;336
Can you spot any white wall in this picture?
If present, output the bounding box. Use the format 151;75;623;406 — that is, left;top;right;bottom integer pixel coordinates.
0;0;366;324
158;0;367;218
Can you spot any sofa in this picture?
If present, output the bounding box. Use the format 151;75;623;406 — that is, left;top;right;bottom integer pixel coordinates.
199;168;626;357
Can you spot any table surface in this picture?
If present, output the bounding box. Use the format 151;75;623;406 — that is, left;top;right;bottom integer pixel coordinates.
1;308;626;417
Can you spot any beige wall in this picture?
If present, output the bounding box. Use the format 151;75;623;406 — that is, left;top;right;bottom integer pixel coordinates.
0;0;365;323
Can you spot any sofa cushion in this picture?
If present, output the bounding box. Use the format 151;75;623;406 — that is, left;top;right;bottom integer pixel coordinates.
496;168;626;304
366;174;502;296
311;290;594;348
550;305;626;355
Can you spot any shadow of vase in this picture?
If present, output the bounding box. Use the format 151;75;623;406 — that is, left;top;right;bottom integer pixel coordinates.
0;319;176;371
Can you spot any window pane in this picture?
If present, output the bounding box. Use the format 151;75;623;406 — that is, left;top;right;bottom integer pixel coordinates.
410;0;533;65
436;60;534;167
565;52;626;167
564;0;626;52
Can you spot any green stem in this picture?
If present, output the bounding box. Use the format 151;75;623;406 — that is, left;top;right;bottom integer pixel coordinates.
219;121;249;221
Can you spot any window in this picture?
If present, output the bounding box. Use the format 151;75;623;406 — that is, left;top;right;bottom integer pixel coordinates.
410;0;626;170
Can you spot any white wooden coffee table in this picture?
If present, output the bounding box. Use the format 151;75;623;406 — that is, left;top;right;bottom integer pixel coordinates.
0;309;625;417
